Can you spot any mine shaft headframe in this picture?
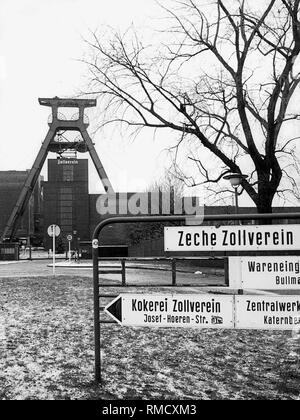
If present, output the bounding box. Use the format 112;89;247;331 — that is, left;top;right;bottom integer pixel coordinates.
0;96;113;243
38;97;96;125
38;96;114;193
39;97;96;108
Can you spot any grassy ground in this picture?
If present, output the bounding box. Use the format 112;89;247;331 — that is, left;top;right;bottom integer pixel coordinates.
0;276;299;400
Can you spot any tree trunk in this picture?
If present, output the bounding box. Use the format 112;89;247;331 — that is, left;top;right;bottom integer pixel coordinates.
257;198;273;214
256;182;274;224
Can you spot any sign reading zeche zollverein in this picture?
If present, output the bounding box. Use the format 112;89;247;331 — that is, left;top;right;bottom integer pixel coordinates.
229;256;300;290
164;225;300;251
105;294;234;329
235;296;300;330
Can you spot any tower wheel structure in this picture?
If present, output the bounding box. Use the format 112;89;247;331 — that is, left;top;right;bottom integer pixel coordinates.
1;97;113;242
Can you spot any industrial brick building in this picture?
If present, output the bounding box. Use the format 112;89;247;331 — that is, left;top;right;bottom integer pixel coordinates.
0;171;43;243
0;159;130;253
42;158;131;251
1;158;300;258
43;159;90;249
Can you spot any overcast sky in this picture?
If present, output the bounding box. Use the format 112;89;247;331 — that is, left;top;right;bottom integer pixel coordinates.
0;0;176;195
1;1;299;208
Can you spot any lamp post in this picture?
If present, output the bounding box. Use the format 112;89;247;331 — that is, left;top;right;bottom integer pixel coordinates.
223;173;248;218
223;173;248;296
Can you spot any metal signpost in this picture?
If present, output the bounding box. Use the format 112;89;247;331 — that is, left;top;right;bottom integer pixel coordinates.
92;212;300;384
47;224;61;276
67;234;73;262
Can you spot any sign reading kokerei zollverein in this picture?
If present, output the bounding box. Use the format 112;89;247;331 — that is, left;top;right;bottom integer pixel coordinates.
164;225;300;251
235;296;300;330
105;294;300;330
229;256;300;290
105;294;234;328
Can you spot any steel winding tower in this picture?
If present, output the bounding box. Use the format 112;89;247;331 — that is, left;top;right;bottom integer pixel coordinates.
0;97;113;242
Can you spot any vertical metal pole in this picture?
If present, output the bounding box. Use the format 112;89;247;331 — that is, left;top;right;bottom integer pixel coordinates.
234;187;239;216
234;187;243;294
224;257;229;287
93;243;101;383
171;258;177;286
121;259;126;286
52;234;55;276
27;196;31;250
68;240;71;262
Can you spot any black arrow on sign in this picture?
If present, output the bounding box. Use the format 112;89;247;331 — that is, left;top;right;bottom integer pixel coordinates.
105;297;122;323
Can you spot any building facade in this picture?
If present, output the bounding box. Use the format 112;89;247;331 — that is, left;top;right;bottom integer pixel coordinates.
43;159;90;249
2;160;300;257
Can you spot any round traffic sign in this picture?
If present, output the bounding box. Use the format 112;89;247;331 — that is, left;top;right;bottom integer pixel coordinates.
47;224;61;237
92;239;99;249
67;234;73;241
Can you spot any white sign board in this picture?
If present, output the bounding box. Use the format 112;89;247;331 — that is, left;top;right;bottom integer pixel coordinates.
92;239;99;249
164;225;300;252
67;234;73;241
47;224;60;276
235;296;300;330
229;256;300;290
105;294;234;329
105;294;300;331
47;224;61;237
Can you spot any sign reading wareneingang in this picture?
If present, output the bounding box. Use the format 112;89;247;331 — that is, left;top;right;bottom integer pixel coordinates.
105;294;300;330
105;294;234;328
164;225;300;251
235;296;300;330
229;256;300;290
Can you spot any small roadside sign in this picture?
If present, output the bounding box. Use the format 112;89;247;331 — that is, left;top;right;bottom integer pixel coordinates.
235;295;300;330
105;294;234;329
229;256;300;290
92;239;99;249
67;235;73;262
47;224;61;238
47;224;60;276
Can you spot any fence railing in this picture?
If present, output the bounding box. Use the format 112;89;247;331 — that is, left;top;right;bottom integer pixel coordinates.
98;256;226;288
93;212;300;383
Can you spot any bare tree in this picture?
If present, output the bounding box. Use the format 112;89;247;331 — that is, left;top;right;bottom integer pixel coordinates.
129;170;186;244
148;169;185;198
83;0;300;213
